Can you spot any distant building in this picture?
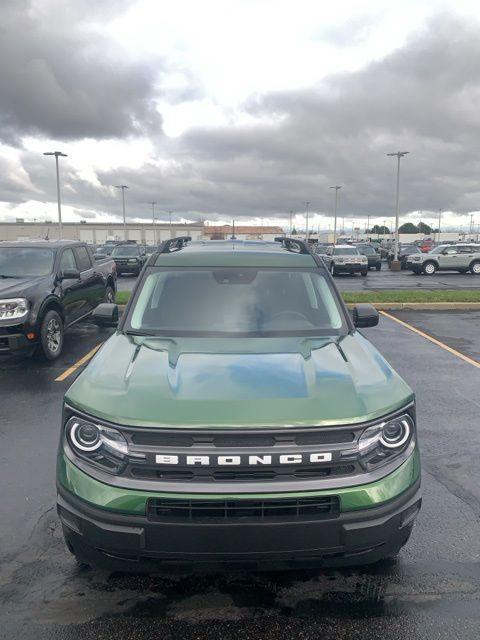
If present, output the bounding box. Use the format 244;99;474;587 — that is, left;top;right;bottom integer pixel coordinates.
0;221;204;245
204;225;285;241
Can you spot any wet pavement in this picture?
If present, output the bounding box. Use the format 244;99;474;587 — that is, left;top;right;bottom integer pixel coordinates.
1;313;480;639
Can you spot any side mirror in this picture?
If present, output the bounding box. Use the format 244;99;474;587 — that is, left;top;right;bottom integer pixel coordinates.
60;269;80;280
92;303;119;327
353;303;379;328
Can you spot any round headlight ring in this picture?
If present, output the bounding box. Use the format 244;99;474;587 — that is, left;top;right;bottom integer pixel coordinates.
380;417;411;449
70;420;102;452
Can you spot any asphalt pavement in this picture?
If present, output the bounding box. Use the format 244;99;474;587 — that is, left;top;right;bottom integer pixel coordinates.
117;267;480;294
0;312;480;639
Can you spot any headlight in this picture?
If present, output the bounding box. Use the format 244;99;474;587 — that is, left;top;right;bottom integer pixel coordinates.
0;298;29;321
65;416;129;473
347;413;415;470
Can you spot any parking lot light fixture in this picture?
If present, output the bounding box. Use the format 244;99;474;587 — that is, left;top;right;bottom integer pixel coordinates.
330;186;342;245
115;185;129;240
437;208;442;244
305;202;311;240
387;151;409;263
149;201;157;244
43;151;67;239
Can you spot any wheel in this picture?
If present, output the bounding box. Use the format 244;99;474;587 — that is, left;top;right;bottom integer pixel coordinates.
330;263;337;276
37;310;64;360
376;263;381;271
470;261;480;275
361;270;368;277
423;261;437;275
104;286;115;303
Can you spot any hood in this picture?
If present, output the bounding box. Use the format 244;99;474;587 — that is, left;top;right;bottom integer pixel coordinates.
0;276;45;298
66;332;413;429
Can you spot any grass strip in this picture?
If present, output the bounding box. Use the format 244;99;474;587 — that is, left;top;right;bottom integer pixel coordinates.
341;289;480;303
116;288;480;305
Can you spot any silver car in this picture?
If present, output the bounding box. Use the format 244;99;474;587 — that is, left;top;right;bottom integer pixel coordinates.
406;244;480;275
318;245;368;276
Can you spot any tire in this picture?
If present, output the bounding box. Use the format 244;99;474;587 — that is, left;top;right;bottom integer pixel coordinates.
361;270;368;277
470;261;480;275
376;263;381;271
36;310;64;360
423;261;437;275
104;286;115;304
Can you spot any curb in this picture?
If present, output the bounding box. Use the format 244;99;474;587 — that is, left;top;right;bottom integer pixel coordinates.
345;302;480;310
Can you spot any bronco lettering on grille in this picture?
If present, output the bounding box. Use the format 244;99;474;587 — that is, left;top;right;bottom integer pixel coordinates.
155;453;333;466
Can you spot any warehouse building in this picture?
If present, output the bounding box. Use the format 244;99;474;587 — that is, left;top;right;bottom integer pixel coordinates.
203;225;285;241
0;221;204;245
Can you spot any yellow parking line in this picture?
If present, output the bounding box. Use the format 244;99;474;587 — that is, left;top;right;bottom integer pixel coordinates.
55;343;103;382
380;310;480;370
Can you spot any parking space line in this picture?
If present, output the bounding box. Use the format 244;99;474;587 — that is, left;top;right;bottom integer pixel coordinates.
55;343;103;382
380;310;480;369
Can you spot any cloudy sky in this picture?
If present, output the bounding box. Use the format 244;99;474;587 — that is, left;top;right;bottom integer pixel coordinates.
1;0;480;231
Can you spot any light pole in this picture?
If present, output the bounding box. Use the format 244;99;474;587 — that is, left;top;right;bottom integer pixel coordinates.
289;210;293;235
149;201;157;245
387;151;409;263
437;208;442;244
330;186;342;245
43;151;67;239
305;202;311;240
115;185;129;240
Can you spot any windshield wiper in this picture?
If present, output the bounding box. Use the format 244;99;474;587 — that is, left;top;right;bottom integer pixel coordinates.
124;329;156;337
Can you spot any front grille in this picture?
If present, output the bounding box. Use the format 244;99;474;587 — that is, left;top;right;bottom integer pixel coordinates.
129;429;355;448
130;463;355;482
146;495;340;522
123;425;360;484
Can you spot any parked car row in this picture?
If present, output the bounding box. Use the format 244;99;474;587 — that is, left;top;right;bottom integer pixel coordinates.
406;243;480;275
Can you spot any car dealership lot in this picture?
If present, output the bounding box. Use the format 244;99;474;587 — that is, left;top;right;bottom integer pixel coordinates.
1;312;480;639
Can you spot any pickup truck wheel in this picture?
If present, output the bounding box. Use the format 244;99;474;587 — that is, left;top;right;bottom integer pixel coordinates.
470;261;480;275
361;269;368;277
37;310;64;360
423;261;437;275
376;263;381;271
104;286;115;303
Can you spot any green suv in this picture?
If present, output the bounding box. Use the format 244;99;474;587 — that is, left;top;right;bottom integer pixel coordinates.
407;243;480;275
57;237;421;570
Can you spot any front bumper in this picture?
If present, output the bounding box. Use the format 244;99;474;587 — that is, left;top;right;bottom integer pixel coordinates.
57;451;421;569
114;261;141;273
334;263;367;273
0;325;37;355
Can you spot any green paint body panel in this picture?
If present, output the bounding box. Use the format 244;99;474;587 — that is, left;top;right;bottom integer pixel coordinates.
58;449;420;515
65;331;414;428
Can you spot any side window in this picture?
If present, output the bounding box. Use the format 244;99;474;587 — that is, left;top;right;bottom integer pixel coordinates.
60;248;77;272
74;246;92;272
326;247;332;256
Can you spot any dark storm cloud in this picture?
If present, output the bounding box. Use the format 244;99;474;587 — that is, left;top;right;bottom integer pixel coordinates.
5;12;480;222
0;0;164;142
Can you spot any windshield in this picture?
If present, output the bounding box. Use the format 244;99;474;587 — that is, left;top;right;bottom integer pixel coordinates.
127;268;346;337
429;246;445;254
334;247;359;256
111;245;139;257
356;245;376;254
0;247;55;277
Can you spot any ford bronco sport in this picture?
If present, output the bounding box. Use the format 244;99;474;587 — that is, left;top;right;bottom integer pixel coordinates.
57;237;421;570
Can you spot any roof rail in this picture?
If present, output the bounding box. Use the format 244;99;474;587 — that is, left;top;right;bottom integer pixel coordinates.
274;236;312;255
158;236;192;254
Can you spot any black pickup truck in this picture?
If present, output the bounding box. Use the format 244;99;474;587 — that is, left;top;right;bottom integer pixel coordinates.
0;240;117;360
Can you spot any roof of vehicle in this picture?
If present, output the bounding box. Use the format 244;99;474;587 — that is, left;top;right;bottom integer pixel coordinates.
152;240;318;267
0;239;81;249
